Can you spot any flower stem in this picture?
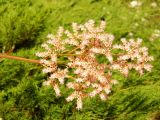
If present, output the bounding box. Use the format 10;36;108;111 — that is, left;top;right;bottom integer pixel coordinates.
58;53;82;56
0;53;68;65
0;53;41;64
68;46;80;54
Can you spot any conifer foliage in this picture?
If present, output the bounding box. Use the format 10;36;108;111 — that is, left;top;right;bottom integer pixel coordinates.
0;0;50;52
0;0;160;120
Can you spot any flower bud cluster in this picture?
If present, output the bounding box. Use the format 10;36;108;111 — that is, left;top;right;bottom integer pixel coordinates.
36;20;153;110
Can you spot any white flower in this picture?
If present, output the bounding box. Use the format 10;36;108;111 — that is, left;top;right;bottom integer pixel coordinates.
90;47;105;54
150;29;160;41
99;93;107;100
76;78;84;82
150;2;157;7
76;97;82;110
47;34;54;39
129;1;142;8
144;64;152;71
41;43;50;50
37;19;153;110
42;68;53;73
128;32;133;37
122;67;129;76
107;54;113;63
40;59;50;65
43;80;51;86
53;84;61;96
112;64;120;69
66;92;77;102
56;27;64;39
100;21;106;31
98;75;107;83
51;54;57;62
104;87;111;94
67;82;74;89
36;52;50;58
89;90;98;97
111;80;119;85
64;39;79;46
118;55;130;60
50;69;68;84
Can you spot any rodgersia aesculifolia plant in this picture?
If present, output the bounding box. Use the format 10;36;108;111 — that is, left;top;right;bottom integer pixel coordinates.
35;20;153;110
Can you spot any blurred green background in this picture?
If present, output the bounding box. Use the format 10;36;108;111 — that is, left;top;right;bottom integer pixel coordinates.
0;0;160;119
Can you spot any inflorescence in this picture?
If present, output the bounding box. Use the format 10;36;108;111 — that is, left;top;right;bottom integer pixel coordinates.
36;20;153;110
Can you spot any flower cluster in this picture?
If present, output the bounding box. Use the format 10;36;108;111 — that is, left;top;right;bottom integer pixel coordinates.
36;20;153;110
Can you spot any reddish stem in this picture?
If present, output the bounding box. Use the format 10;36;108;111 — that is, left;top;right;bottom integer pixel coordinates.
0;53;41;64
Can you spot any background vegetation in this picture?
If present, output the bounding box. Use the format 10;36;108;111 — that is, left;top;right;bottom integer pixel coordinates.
0;0;160;119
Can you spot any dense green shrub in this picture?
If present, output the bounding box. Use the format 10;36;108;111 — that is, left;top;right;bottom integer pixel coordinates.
0;0;52;52
0;0;160;120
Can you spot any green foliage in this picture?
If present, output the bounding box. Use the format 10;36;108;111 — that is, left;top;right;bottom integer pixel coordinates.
0;0;160;120
0;0;52;52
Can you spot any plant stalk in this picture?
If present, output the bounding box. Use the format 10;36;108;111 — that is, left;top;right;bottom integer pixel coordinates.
0;53;41;64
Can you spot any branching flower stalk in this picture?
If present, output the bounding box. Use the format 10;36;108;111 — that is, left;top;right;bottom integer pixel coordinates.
36;20;153;110
0;20;154;110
